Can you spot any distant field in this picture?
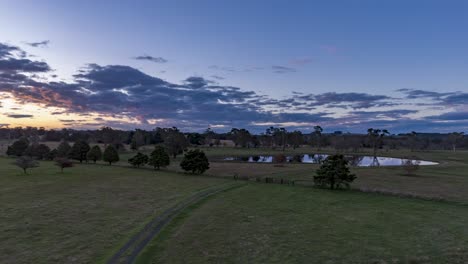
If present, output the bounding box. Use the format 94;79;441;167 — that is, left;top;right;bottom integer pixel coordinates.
139;184;468;264
0;157;228;264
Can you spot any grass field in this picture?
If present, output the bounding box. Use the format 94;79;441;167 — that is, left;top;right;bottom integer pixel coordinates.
0;158;229;264
139;184;468;264
2;145;468;263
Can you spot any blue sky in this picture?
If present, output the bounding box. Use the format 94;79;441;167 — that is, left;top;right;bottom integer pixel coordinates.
0;0;467;133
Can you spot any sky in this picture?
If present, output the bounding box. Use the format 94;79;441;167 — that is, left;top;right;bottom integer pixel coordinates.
0;0;467;133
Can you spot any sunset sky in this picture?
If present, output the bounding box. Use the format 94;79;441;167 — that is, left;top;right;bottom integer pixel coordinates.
1;0;467;133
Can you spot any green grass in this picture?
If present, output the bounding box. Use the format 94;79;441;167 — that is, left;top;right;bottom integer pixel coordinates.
0;157;229;264
143;183;468;264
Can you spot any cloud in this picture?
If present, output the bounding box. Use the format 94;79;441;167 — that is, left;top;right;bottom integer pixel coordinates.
210;75;225;80
272;65;297;74
289;57;313;66
0;42;467;133
320;45;338;54
25;40;50;48
6;114;34;118
133;55;168;63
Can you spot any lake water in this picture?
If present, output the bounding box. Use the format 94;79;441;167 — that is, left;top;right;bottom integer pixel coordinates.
223;154;438;167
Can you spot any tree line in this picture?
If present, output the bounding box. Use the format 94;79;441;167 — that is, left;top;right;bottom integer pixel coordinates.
1;126;466;153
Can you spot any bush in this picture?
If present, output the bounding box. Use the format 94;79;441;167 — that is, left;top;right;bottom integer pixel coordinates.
148;146;170;170
402;158;420;176
87;145;102;163
273;154;287;166
103;145;119;165
252;155;260;162
54;157;73;173
314;154;356;190
180;149;210;174
13;156;39;174
129;152;149;168
240;156;249;162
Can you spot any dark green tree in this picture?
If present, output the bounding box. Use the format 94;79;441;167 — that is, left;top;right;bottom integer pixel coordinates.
34;144;51;160
6;138;29;156
148;146;170;170
128;152;149;168
56;141;71;157
86;145;102;163
103;145;119;165
314;154;356;190
180;149;210;174
68;141;90;163
45;148;58;160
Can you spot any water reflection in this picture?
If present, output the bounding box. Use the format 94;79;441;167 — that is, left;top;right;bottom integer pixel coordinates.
224;154;438;167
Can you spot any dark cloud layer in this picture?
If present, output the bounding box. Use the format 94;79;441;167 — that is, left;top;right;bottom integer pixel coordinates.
0;42;466;132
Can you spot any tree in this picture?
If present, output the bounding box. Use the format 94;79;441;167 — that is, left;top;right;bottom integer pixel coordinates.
288;130;303;149
229;128;252;148
34;144;51;160
148;146;170;170
314;154;356;190
13;156;39;174
87;145;102;163
180;149;210;174
103;145;119;165
447;132;464;152
6;138;29;156
158;127;189;158
401;158;420;176
313;126;323;150
130;129;146;150
45;148;58;160
128;152;149;168
54;157;73;173
367;128;390;158
56;141;71;157
266;127;287;151
69;141;90;163
408;131;418;152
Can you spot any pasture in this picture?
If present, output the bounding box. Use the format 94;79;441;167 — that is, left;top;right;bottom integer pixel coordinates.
0;158;229;264
1;145;468;263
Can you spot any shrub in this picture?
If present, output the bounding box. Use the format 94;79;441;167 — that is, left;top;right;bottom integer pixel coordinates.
129;152;149;168
180;149;210;174
148;146;170;170
13;156;39;174
240;156;249;162
103;145;119;165
273;154;287;166
252;155;260;162
87;145;102;163
402;158;420;176
54;157;73;173
314;154;356;190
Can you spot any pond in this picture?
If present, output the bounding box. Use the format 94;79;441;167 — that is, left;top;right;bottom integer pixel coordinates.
223;154;439;167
